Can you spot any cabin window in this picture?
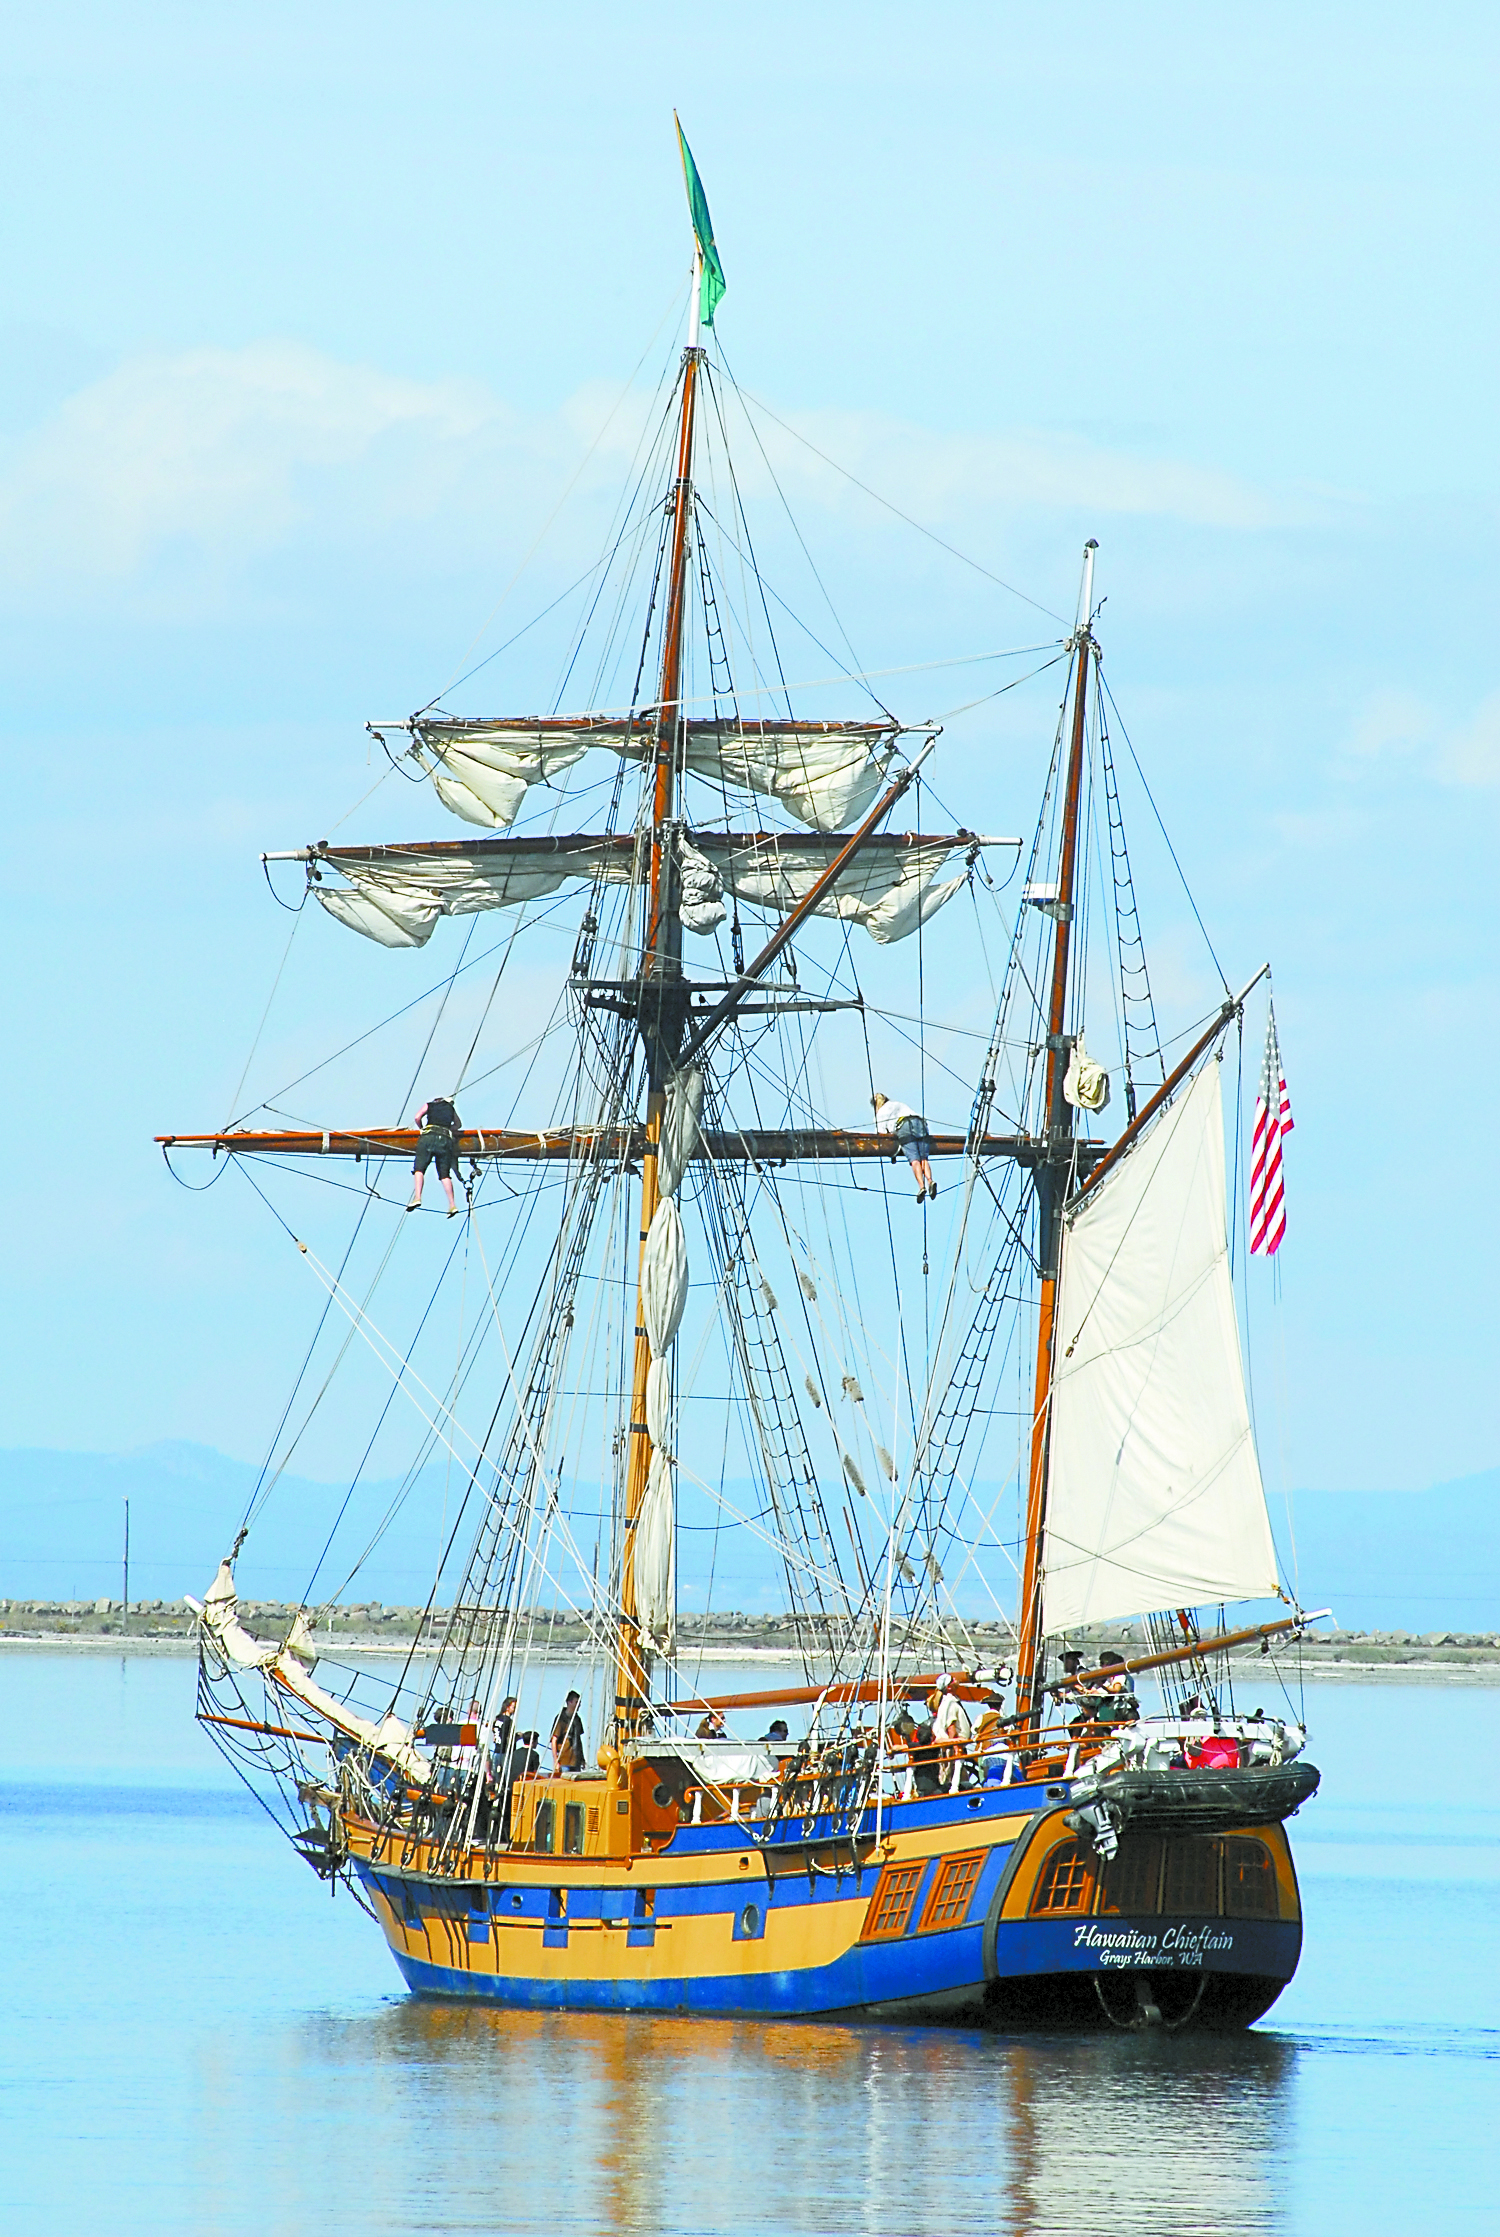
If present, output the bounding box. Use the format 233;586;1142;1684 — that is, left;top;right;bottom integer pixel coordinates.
1030;1840;1095;1916
1162;1836;1220;1916
532;1798;555;1853
861;1863;926;1940
633;1888;656;1920
919;1851;986;1932
563;1802;585;1856
1095;1837;1163;1917
1223;1837;1278;1919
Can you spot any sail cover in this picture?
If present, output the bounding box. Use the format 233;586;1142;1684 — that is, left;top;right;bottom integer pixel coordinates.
1039;1060;1280;1635
386;716;903;835
310;832;972;949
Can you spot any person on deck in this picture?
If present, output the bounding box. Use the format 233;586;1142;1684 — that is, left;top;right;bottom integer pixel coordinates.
488;1695;518;1786
931;1676;973;1786
1054;1649;1092;1733
1083;1651;1140;1734
695;1709;727;1740
408;1095;463;1216
550;1690;585;1773
908;1706;944;1798
871;1091;936;1202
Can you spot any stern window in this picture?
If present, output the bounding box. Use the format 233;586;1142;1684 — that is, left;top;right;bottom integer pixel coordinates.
1031;1840;1095;1916
1095;1836;1163;1917
1223;1837;1278;1919
1162;1837;1220;1916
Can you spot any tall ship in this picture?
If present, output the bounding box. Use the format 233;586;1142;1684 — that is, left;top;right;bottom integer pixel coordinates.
167;130;1321;2030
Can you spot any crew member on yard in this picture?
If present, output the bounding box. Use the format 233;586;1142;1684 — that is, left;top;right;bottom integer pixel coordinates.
871;1090;937;1202
408;1094;463;1216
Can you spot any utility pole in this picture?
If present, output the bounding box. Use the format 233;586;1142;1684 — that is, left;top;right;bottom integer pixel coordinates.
122;1496;130;1636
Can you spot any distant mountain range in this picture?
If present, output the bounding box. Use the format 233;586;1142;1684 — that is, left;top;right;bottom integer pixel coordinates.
0;1440;1493;1632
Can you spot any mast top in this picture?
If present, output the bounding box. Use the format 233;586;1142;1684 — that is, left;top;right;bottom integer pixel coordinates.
1074;539;1099;644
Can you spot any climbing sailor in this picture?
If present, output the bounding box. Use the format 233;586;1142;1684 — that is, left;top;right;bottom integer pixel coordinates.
407;1094;463;1215
871;1090;936;1202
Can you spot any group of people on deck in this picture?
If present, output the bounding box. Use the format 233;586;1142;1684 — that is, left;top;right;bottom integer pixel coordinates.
1055;1649;1141;1739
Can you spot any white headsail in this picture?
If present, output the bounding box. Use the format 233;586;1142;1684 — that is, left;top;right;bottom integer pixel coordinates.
1039;1058;1280;1635
383;716;905;835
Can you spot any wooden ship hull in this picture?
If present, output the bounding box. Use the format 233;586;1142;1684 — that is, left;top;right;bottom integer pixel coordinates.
339;1767;1304;2028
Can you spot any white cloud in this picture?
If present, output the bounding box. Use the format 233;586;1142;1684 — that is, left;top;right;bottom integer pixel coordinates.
1338;685;1500;788
1445;690;1500;787
1341;687;1437;761
739;403;1309;535
0;339;1310;619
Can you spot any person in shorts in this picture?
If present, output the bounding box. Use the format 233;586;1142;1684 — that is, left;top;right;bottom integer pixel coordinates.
408;1094;463;1215
871;1091;936;1202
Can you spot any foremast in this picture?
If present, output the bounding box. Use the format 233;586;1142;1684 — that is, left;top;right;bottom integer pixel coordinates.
614;252;705;1744
1015;540;1097;1725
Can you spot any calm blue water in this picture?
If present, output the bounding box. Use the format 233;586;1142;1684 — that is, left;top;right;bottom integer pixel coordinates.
1;1657;1494;2236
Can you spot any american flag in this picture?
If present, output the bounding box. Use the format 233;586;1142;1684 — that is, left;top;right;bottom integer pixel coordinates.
1249;1003;1294;1256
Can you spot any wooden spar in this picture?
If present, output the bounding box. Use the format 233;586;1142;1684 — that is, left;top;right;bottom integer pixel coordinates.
1066;962;1270;1209
1015;543;1097;1727
198;1711;324;1743
1046;1612;1322;1697
300;828;986;867
615;327;702;1743
661;1673;996;1715
156;1125;1060;1163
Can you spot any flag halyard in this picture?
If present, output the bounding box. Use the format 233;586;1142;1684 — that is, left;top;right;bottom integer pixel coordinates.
1249;1002;1293;1256
675;117;727;330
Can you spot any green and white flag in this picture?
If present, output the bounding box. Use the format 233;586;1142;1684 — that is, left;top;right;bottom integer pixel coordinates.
675;117;726;330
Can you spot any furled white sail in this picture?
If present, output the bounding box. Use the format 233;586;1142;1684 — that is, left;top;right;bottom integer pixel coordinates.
641;1197;688;1355
195;1560;431;1782
384;716;903;834
706;834;967;945
311;839;626;948
1039;1060;1280;1635
310;832;971;949
634;1449;676;1652
657;1067;704;1199
632;1131;691;1656
644;1356;673;1449
404;725;593;830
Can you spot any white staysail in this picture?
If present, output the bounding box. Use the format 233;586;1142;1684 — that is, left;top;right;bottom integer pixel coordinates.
385;716;903;834
1039;1059;1280;1635
310;832;973;949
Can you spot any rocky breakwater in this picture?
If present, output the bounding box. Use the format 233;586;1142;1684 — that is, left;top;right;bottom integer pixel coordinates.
0;1602;1496;1679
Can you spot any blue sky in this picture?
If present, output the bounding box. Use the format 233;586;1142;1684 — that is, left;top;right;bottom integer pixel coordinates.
2;2;1497;1505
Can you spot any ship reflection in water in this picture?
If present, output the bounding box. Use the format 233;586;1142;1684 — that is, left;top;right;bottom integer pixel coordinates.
307;1999;1293;2237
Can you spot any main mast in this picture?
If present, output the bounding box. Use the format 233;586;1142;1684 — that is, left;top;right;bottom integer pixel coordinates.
613;249;705;1743
1015;540;1097;1724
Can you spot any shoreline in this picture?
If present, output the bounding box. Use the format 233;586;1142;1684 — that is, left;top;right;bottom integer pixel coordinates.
2;1628;1497;1684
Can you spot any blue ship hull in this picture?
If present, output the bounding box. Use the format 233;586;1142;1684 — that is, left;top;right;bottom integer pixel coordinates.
349;1779;1304;2029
